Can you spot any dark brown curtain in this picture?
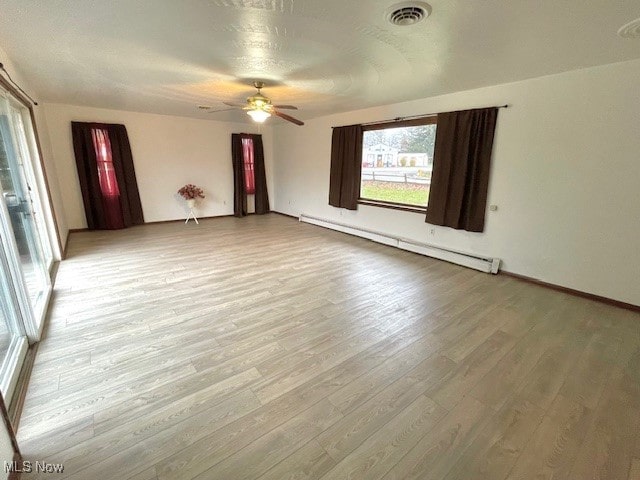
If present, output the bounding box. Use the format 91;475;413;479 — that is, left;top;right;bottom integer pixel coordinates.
231;133;247;217
425;107;498;232
252;135;270;215
71;122;144;230
329;125;363;210
231;133;269;217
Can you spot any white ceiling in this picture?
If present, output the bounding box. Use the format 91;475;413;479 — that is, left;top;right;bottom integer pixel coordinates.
1;0;639;124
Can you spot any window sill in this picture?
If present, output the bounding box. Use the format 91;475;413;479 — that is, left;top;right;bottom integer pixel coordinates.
358;199;426;214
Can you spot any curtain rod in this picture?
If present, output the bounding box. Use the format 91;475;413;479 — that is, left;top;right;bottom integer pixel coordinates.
0;62;39;106
332;104;509;129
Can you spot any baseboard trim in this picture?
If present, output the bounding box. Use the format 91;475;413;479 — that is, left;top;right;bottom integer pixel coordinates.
64;215;254;260
50;261;60;285
1;391;21;479
61;230;71;260
67;214;240;233
144;214;238;226
271;211;298;220
299;213;499;274
8;343;38;432
501;271;639;313
8;452;22;480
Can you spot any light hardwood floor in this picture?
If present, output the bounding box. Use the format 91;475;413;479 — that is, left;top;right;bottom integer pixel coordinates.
16;214;640;479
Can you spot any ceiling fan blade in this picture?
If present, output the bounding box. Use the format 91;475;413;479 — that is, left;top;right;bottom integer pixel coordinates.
274;110;304;126
223;101;247;108
206;107;235;113
272;105;298;110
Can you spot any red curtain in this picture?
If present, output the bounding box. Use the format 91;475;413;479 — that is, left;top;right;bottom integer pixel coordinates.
242;137;255;195
91;128;124;229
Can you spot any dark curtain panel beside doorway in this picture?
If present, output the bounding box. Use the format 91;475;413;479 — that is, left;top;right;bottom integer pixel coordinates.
425;107;498;232
71;122;144;230
231;133;270;217
328;125;363;210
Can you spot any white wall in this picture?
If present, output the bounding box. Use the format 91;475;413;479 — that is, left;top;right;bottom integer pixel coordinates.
272;59;640;307
32;107;68;252
42;104;274;227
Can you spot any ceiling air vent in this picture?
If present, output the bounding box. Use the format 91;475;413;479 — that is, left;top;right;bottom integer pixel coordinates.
387;2;431;26
618;18;640;38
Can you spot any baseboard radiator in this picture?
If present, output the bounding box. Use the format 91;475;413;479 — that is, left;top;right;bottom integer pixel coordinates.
299;214;500;274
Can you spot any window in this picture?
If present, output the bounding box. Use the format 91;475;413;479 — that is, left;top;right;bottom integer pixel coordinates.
72;122;144;230
91;128;120;197
90;127;124;230
242;137;255;195
359;117;436;210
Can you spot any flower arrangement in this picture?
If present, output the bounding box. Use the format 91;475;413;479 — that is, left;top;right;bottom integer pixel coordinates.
178;184;205;200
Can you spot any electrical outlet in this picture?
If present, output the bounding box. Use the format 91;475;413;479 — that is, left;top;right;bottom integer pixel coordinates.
489;204;498;211
429;228;435;235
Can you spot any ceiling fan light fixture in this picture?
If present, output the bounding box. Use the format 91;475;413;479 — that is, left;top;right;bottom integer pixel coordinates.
248;94;270;108
247;109;271;123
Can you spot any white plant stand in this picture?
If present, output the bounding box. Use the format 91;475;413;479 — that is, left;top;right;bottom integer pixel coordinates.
185;199;199;224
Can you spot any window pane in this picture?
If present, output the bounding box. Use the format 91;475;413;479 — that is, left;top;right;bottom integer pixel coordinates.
90;128;124;229
361;124;436;207
242;138;255;195
11;109;53;268
92;128;120;196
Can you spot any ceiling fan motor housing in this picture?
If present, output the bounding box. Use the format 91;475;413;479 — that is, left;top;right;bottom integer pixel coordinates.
247;92;271;109
248;81;271;109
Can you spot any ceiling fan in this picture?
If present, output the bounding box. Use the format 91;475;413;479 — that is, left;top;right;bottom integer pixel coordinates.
218;81;304;126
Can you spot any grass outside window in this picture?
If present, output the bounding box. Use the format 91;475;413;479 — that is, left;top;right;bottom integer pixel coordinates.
360;180;429;208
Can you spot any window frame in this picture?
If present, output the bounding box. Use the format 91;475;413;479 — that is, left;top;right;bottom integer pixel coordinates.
358;115;437;212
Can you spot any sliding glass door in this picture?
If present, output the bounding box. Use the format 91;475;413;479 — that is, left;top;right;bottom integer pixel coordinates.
10;106;53;271
0;88;54;401
0;253;28;401
0;95;51;329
